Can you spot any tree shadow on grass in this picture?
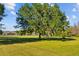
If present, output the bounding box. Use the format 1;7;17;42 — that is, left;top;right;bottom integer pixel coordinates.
0;37;76;45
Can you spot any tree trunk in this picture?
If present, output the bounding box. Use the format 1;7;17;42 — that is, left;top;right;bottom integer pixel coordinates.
39;33;41;39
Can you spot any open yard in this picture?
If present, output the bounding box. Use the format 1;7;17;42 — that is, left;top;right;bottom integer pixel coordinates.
0;36;79;56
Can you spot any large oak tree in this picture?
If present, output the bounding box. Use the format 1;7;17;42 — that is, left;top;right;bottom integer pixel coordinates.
16;3;70;39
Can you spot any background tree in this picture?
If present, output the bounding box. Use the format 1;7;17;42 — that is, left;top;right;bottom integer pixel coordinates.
70;21;79;36
0;4;4;21
0;4;5;35
0;30;3;35
16;30;26;35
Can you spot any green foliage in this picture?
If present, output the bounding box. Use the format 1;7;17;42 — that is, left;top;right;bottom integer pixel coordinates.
0;4;5;21
0;30;3;35
16;3;70;39
0;4;5;31
16;30;26;35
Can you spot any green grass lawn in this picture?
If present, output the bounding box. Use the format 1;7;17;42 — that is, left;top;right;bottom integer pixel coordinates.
0;36;79;56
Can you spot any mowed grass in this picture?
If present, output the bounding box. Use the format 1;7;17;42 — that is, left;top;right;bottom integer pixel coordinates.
0;36;79;56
